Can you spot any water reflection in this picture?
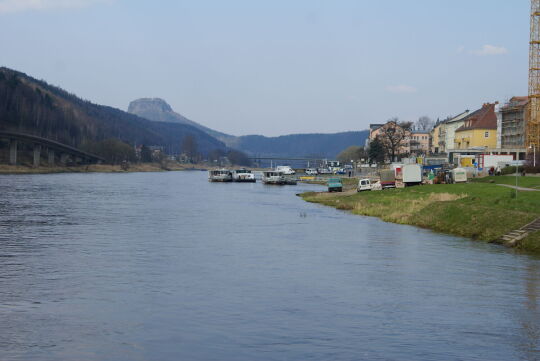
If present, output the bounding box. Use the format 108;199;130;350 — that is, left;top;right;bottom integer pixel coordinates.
518;261;540;360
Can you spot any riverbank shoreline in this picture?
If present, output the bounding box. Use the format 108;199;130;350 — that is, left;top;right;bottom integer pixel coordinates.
0;163;207;174
300;180;540;254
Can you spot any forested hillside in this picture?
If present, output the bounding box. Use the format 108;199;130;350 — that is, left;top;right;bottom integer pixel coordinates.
236;131;369;159
129;98;369;159
0;67;226;155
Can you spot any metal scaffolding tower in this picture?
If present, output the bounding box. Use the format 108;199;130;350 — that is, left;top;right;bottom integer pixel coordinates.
528;0;540;152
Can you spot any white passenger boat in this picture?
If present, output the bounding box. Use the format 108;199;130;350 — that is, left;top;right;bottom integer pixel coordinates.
231;168;256;183
262;171;297;185
208;169;232;182
262;170;285;185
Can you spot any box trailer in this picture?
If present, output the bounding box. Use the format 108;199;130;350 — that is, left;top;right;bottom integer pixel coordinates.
403;164;422;186
379;169;396;189
452;168;467;183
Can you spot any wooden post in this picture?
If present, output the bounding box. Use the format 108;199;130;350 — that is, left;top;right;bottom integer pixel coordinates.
33;144;41;167
48;149;55;166
9;139;17;165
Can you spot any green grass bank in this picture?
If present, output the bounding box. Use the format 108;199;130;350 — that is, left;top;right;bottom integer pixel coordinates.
471;175;540;189
301;181;540;254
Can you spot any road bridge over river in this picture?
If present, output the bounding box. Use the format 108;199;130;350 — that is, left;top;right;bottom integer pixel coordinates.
0;131;104;167
248;156;328;169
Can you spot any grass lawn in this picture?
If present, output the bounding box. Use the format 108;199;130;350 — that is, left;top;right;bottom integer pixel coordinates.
471;175;540;189
301;182;540;254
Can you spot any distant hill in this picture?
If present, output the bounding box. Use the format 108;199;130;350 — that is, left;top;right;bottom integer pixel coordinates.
235;131;369;159
0;67;226;155
128;98;369;159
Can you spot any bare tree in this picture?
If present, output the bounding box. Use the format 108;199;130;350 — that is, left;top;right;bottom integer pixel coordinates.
181;135;198;163
378;118;412;161
415;116;434;131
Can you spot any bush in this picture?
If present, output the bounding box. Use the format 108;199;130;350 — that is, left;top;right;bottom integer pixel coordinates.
524;165;540;174
501;166;524;175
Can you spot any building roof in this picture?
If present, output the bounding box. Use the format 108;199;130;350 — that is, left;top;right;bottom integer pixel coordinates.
369;124;384;131
456;103;497;131
445;110;470;124
501;96;528;111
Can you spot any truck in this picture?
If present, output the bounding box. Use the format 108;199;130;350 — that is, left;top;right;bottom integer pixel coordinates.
402;164;422;186
379;169;396;189
327;178;343;192
276;165;295;175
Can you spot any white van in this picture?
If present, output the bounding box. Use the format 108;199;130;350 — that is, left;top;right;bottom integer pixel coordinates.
357;179;372;192
276;166;295;175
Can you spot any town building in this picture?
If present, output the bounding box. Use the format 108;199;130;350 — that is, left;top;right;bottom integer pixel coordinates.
367;123;385;146
497;96;528;149
367;122;411;159
441;110;470;152
454;103;498;150
409;131;431;155
430;120;444;154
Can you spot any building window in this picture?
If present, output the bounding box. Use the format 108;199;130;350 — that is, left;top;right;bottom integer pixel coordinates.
485;131;489;138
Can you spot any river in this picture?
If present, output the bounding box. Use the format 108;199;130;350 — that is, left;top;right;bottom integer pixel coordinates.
1;171;539;360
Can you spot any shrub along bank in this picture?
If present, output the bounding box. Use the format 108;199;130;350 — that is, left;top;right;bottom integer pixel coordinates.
301;182;540;254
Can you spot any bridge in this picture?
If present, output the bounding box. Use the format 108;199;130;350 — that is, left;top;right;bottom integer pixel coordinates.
0;130;104;167
248;156;329;169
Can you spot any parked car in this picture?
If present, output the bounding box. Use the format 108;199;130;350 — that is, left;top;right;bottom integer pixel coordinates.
357;179;372;192
276;165;295;175
327;178;343;192
305;168;318;175
317;168;332;175
334;168;346;175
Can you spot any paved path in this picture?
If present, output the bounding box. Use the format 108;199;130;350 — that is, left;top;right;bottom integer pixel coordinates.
497;184;539;192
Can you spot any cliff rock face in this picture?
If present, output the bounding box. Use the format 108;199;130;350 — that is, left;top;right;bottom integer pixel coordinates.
128;98;235;145
128;98;186;124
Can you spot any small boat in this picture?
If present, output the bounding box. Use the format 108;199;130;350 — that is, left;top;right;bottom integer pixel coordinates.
231;168;256;183
208;169;232;182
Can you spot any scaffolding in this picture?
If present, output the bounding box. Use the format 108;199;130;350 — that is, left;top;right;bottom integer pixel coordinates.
501;98;528;148
528;0;540;151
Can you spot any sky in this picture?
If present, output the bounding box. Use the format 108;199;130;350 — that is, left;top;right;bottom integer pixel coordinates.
0;0;531;136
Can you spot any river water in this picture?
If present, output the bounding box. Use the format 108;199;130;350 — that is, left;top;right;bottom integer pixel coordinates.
1;171;539;361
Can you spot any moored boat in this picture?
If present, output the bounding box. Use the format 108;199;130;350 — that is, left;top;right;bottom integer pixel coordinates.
208;169;232;182
262;171;298;185
232;168;256;183
262;170;285;185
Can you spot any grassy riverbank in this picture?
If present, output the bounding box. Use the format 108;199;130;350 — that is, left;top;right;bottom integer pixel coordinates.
301;182;540;254
471;175;540;189
0;162;206;174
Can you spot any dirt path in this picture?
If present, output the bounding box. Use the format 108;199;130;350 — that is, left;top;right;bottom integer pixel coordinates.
497;184;539;192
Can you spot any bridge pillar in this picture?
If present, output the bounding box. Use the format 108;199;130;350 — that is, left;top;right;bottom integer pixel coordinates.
9;139;17;165
60;153;69;164
33;144;42;167
48;149;55;166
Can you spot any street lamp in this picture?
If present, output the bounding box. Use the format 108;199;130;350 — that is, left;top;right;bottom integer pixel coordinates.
530;144;536;167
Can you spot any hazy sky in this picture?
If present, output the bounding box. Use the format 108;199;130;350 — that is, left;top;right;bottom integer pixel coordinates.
0;0;530;136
